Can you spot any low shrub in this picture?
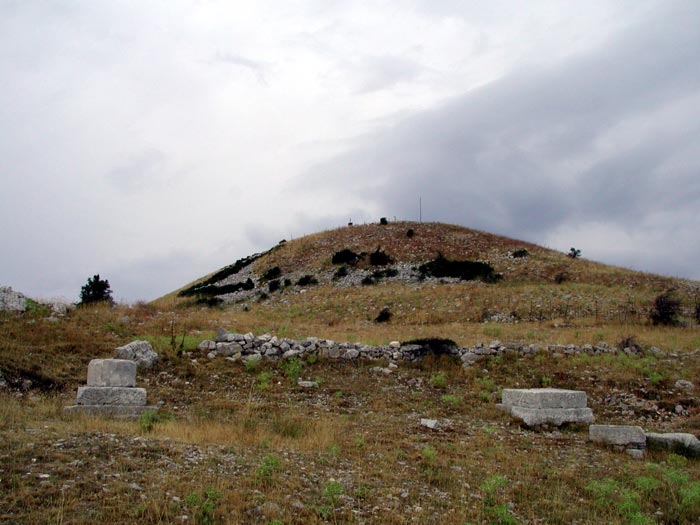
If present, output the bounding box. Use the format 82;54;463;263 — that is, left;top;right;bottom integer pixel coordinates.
372;268;398;280
332;249;361;265
419;253;500;282
650;290;681;326
511;248;529;258
262;266;281;281
374;307;392;323
361;276;376;286
268;279;281;293
333;265;349;279
296;275;318;287
401;337;458;357
406;228;415;238
369;247;393;266
180;278;254;298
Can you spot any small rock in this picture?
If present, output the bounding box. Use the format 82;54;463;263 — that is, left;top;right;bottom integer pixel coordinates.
626;449;645;460
674;379;694;390
297;380;318;388
420;418;440;430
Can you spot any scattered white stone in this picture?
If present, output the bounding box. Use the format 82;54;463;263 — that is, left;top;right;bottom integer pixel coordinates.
420;418;440;429
197;340;217;351
297;380;318;388
674;379;695;390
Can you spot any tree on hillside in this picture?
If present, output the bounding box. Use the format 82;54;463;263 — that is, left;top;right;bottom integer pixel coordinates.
79;274;114;306
568;247;582;259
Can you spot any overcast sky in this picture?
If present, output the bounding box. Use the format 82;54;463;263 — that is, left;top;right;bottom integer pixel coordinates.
2;1;699;303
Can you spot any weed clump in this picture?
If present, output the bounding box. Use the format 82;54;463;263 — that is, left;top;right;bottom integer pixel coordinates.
419;253;500;282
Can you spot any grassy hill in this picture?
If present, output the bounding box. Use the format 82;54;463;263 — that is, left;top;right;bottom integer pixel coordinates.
2;221;699;524
154;221;699;350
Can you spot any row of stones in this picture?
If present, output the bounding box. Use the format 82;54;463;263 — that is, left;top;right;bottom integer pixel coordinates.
497;389;700;459
589;424;700;459
199;329;695;366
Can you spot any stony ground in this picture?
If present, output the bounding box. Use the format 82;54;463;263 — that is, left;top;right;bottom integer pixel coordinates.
2;349;699;525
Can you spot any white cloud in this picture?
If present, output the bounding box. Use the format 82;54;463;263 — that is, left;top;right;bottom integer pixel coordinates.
1;0;697;301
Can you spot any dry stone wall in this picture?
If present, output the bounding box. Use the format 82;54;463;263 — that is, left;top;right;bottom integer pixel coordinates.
199;329;693;366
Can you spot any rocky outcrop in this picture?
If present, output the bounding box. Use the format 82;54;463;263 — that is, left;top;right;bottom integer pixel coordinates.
0;286;28;312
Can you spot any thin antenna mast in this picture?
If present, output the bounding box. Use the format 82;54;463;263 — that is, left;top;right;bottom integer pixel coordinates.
419;197;422;222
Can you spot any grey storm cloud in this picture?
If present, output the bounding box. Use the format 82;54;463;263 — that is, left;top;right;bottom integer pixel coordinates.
304;2;700;248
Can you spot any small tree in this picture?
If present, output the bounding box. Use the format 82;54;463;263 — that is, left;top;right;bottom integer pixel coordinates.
79;274;114;306
568;247;581;259
649;289;680;326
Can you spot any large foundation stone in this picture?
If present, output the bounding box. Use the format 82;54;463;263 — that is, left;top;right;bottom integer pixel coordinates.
65;358;157;419
589;425;646;447
498;388;594;427
76;386;147;406
87;359;136;387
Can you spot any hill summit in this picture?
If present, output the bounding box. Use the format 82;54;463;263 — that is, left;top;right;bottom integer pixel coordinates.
173;221;683;300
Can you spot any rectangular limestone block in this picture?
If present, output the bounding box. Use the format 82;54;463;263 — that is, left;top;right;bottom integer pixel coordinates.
76;386;147;406
507;406;594;427
589;425;646;447
64;405;158;419
87;359;137;387
501;388;588;409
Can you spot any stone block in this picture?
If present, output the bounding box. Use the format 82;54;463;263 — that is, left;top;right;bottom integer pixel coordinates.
76;386;147;406
503;406;594;427
589;425;646;447
646;432;700;458
501;388;588;409
87;359;136;387
64;405;158;419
